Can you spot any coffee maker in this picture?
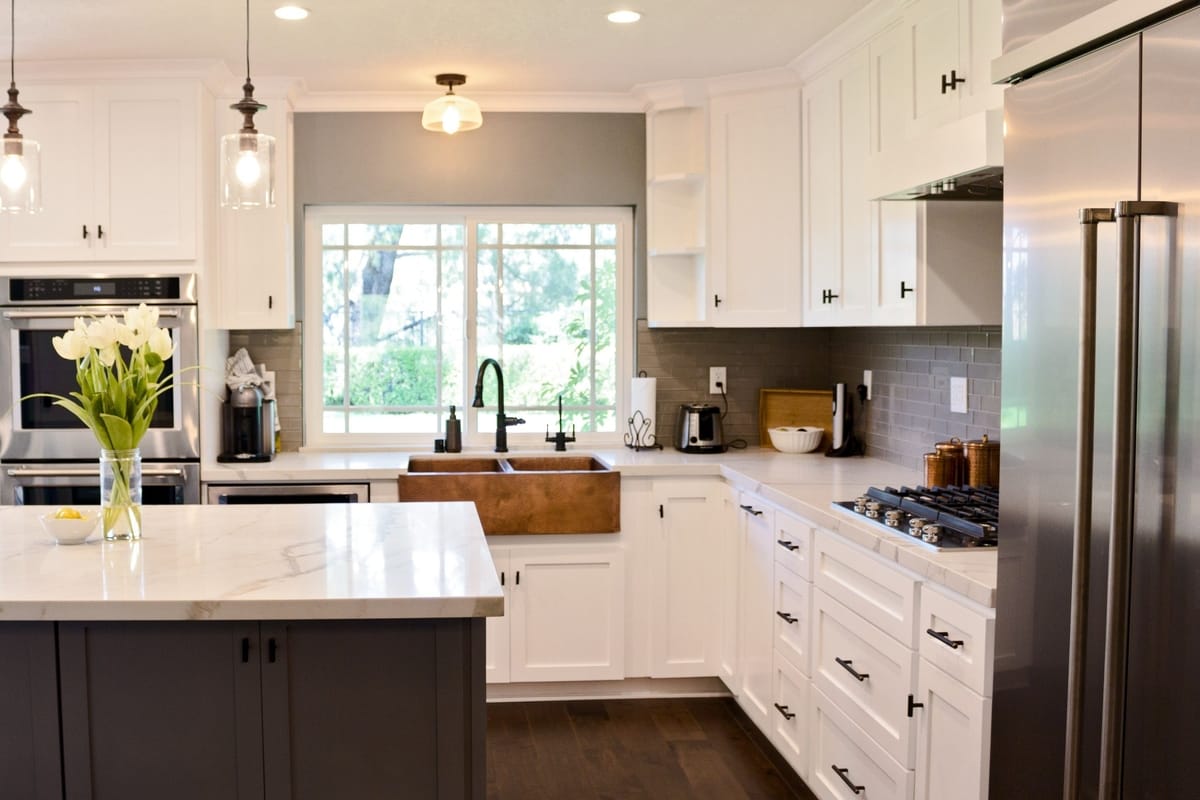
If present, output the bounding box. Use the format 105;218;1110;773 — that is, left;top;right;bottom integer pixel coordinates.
218;384;275;462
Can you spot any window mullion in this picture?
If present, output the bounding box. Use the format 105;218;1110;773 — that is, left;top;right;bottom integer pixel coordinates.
341;235;351;433
465;218;479;438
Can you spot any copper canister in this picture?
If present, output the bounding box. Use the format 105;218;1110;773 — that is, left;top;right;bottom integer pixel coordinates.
933;437;967;486
924;452;953;488
965;434;1001;488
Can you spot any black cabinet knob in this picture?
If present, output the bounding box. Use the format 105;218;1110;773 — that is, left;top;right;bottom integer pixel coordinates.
901;280;914;298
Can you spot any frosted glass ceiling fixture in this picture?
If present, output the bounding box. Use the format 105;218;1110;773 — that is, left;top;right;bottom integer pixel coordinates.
422;74;483;135
0;0;40;214
607;10;641;23
221;0;276;209
273;5;309;21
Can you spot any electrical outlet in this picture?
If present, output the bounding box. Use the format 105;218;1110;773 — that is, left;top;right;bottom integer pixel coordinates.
863;370;873;400
950;376;968;413
709;366;726;395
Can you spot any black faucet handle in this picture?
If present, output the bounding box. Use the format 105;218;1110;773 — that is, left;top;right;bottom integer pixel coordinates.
504;416;525;427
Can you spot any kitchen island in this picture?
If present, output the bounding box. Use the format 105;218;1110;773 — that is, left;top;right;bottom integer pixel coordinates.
0;502;503;800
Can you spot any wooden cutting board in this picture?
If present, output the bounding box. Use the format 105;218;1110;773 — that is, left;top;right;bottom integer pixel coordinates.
758;388;833;452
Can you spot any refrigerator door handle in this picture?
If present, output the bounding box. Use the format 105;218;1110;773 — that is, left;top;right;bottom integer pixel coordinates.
1063;207;1115;800
1097;200;1178;800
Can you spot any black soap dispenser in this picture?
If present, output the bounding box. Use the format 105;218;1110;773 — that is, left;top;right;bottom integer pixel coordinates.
445;405;462;453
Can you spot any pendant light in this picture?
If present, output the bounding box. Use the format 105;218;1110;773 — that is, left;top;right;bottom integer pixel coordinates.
0;0;39;214
220;0;275;209
422;74;482;135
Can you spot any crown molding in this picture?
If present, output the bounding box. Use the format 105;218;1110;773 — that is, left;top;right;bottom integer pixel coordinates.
630;79;708;111
292;90;642;114
789;0;911;80
18;59;226;83
705;67;801;97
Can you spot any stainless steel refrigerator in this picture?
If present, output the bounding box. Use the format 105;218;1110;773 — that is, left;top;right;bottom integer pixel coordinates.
994;6;1200;799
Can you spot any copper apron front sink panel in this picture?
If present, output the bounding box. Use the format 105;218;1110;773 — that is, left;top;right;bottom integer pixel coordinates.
397;456;619;535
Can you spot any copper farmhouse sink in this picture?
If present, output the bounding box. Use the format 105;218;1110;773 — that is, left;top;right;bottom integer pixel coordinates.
399;456;619;535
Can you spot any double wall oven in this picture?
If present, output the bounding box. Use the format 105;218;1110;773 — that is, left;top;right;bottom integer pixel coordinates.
0;275;201;505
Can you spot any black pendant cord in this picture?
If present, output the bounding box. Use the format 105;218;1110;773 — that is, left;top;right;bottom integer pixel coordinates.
244;0;250;83
2;0;29;140
230;0;265;135
10;0;14;85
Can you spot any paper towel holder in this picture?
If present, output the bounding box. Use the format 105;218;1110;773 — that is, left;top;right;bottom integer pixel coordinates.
625;371;663;451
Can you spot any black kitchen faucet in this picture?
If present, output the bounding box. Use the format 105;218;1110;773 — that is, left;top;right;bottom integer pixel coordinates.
472;358;525;452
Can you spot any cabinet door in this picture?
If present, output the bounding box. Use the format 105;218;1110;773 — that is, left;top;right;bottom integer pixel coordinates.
0;84;95;261
736;496;775;730
708;86;802;325
907;0;961;138
509;546;625;682
486;549;512;684
869;22;915;158
957;0;1005;118
774;564;812;676
914;659;991;800
58;621;264;800
92;81;198;261
218;100;295;329
651;480;719;677
770;652;810;780
0;624;61;800
261;618;485;800
718;484;742;689
871;201;920;325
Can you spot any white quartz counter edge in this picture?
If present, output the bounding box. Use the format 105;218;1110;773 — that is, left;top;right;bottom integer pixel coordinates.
0;502;504;622
204;448;997;608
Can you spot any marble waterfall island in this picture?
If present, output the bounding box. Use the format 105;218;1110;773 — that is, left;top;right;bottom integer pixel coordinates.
0;502;502;800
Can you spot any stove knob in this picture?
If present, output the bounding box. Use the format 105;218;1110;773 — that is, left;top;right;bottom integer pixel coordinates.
865;501;882;519
921;524;942;544
908;517;928;536
884;509;904;527
853;495;870;513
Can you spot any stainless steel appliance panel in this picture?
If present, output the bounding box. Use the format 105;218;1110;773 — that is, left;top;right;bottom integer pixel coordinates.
206;483;369;504
1001;0;1118;54
992;36;1141;799
2;461;200;505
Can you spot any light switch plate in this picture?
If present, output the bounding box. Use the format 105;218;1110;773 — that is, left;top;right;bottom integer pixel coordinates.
863;370;872;400
950;377;968;413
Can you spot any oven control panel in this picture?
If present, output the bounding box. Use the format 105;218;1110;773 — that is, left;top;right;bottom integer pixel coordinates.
7;277;182;302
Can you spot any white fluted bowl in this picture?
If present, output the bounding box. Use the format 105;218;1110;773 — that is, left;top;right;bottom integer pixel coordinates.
39;510;100;545
768;426;824;454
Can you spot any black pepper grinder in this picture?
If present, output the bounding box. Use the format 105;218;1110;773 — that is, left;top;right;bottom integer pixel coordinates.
445;405;462;453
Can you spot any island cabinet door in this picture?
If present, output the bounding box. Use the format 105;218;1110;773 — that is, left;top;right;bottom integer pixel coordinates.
57;621;265;800
0;624;62;800
260;618;486;800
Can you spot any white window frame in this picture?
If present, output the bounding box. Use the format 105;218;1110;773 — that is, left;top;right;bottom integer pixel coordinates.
302;205;634;451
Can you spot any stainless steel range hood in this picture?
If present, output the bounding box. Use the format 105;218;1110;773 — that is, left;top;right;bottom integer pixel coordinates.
866;109;1004;201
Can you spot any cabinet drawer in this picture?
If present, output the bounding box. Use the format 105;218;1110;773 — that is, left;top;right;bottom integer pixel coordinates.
774;511;814;580
813;589;917;767
774;564;811;675
814;530;919;646
918;584;995;697
769;653;810;780
811;686;914;800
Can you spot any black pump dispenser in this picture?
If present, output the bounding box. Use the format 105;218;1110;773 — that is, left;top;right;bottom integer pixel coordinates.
445;405;462;453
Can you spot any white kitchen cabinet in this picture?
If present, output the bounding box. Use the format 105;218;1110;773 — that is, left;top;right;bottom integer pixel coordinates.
813;530;920;646
811;686;915;800
913;658;991;800
769;654;810;780
802;49;872;327
0;80;200;262
505;545;625;683
217;97;295;329
735;494;776;730
708;86;803;326
485;551;512;684
773;563;812;676
717;483;742;690
649;480;720;678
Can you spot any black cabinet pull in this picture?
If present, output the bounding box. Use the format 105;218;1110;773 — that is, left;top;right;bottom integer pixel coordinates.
776;539;799;552
835;657;869;682
714;294;722;307
240;637;250;663
832;764;864;794
907;693;925;718
81;224;89;240
268;295;273;309
926;628;964;649
901;280;914;298
776;611;798;625
658;504;664;519
941;69;966;94
773;702;796;721
515;570;520;586
739;504;763;516
500;571;505;586
268;637;278;663
97;224;104;239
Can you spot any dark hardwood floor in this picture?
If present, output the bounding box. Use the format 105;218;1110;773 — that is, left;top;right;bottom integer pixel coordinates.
486;697;817;799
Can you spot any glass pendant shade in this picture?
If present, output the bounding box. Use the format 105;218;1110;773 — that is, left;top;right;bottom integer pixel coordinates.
220;131;275;209
422;93;483;134
0;135;39;213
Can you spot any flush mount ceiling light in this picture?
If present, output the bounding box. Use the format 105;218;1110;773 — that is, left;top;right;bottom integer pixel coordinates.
273;5;309;20
421;74;483;135
607;10;641;23
220;0;276;209
0;0;40;214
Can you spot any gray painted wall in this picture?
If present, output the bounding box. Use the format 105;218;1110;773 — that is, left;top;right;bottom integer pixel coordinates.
292;111;647;317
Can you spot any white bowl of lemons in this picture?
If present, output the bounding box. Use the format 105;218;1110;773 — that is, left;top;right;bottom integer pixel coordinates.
39;507;99;545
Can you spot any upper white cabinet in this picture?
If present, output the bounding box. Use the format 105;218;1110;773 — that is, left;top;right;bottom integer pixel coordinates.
802;50;872;327
708;86;802;326
0;80;200;263
216;95;295;329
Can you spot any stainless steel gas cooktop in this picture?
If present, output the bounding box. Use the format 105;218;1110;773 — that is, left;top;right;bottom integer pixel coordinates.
833;485;999;550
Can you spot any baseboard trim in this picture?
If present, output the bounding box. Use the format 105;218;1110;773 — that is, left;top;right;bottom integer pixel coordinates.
486;676;730;703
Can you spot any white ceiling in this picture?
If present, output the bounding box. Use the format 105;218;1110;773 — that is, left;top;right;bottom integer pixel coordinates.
13;0;872;96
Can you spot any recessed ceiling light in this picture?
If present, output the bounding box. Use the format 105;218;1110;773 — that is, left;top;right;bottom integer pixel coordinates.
607;10;641;24
274;5;310;20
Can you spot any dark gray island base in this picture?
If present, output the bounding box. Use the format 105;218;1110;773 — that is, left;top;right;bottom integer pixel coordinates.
3;618;486;800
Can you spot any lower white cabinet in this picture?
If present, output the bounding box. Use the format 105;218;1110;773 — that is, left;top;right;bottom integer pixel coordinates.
774;564;812;676
485;544;625;683
735;494;776;729
811;687;915;800
769;653;810;779
718;484;741;689
913;659;991;800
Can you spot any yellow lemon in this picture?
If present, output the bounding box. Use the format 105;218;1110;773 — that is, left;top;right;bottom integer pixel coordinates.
53;507;83;520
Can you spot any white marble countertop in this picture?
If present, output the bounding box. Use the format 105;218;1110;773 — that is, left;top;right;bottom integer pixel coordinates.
203;447;998;608
0;502;504;622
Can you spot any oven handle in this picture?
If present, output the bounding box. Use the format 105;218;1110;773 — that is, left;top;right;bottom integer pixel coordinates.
2;309;183;320
6;467;187;478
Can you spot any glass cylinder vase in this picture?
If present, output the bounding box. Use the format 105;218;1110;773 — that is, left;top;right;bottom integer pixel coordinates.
100;448;142;541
